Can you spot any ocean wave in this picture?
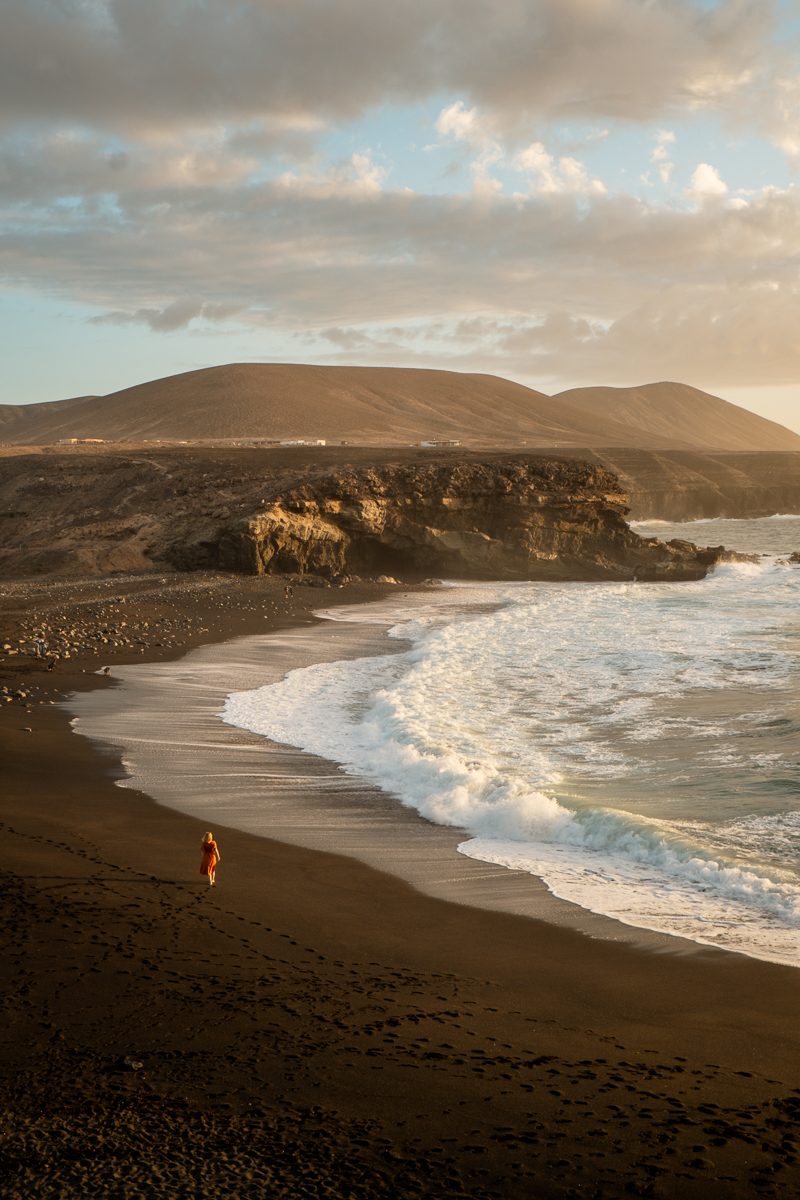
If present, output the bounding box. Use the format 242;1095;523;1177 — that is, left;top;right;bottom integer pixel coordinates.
631;513;800;526
630;515;800;557
456;836;800;966
223;659;800;920
222;548;800;964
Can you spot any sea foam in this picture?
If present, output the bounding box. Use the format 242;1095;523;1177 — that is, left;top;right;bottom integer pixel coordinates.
223;555;800;966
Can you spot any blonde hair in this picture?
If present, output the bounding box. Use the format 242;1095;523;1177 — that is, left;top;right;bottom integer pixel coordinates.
203;832;213;843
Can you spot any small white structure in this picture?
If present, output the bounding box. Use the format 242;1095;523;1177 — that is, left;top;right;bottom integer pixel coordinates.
280;439;326;446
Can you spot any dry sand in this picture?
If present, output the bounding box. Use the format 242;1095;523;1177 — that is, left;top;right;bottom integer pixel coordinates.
2;571;800;1199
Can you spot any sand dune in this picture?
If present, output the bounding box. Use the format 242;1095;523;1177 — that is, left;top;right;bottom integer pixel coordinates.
2;364;798;451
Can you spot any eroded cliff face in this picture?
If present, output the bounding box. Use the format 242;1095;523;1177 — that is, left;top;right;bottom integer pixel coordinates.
207;460;734;582
0;449;752;581
592;449;800;522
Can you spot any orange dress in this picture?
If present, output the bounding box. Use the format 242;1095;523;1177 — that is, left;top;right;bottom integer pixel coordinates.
200;840;218;876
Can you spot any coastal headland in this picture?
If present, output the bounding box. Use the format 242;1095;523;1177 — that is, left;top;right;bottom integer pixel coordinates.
3;362;800;582
3;565;800;1199
0;443;779;583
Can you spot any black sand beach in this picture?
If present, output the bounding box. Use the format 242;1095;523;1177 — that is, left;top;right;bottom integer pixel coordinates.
2;571;800;1199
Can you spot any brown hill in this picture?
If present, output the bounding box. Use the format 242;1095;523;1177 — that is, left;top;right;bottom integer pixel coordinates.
554;382;800;452
0;364;696;449
0;395;99;432
1;365;798;451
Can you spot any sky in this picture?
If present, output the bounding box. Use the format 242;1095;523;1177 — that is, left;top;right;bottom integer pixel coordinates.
2;0;800;434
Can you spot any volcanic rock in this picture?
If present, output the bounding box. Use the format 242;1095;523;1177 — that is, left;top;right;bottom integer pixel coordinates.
0;445;763;581
198;459;744;583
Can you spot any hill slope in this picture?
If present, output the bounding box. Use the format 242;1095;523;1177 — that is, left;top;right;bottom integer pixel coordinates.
0;364;695;449
0;395;99;432
554;382;800;452
2;365;798;451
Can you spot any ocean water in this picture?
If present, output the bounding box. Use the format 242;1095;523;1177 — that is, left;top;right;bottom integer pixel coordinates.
223;517;800;967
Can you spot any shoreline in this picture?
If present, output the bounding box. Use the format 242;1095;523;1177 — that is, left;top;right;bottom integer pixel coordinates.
67;586;765;962
3;570;800;1198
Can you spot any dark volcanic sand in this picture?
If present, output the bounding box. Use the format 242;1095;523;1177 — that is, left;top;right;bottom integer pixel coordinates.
2;571;800;1199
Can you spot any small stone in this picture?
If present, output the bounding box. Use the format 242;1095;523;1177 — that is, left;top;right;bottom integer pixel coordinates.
117;1055;144;1071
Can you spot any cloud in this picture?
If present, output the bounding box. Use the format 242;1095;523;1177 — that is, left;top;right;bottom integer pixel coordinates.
492;287;800;389
4;0;800;396
688;162;728;199
433;106;606;197
6;166;796;385
92;297;248;332
514;142;606;195
308;282;800;390
651;130;675;183
277;152;388;199
435;101;484;145
771;75;800;162
0;128;264;204
651;132;675;160
0;1;785;144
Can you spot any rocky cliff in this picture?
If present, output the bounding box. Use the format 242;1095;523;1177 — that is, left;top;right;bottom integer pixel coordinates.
202;459;738;583
589;449;800;521
0;447;749;582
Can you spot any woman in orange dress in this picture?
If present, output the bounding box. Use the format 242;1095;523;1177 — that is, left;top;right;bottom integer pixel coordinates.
199;832;220;886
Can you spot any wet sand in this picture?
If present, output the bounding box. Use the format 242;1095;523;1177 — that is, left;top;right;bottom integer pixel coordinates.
66;590;751;952
2;570;800;1199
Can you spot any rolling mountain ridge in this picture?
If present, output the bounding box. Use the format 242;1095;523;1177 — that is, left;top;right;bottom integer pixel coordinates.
2;364;798;452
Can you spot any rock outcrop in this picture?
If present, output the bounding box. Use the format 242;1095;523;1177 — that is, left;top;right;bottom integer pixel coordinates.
202;460;741;583
0;447;751;582
588;449;800;522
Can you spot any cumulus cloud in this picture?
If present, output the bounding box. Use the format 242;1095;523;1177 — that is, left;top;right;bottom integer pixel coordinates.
433;105;606;197
688;162;729;200
651;130;675;183
435;102;485;145
514;142;606;195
